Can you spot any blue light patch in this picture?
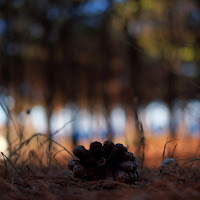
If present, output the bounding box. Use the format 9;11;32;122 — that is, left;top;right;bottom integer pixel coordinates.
79;0;109;16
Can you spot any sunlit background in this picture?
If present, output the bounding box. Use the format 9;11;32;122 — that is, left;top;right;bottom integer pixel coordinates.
0;0;200;164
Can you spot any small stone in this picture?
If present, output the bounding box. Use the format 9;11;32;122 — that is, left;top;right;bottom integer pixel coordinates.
160;158;176;167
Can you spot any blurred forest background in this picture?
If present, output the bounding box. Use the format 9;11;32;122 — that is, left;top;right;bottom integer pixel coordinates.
0;0;200;160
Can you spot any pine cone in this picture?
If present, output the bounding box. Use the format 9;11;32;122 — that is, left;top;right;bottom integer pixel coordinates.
68;140;138;184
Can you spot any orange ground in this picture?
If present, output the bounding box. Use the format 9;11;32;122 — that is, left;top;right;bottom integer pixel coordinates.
1;137;200;200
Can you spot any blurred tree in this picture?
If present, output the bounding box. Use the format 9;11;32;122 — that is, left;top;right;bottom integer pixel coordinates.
0;0;200;145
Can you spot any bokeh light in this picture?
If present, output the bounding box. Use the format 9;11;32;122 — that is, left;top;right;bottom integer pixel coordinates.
0;106;7;127
145;101;170;134
110;106;126;136
30;105;48;133
0;135;9;158
184;100;200;135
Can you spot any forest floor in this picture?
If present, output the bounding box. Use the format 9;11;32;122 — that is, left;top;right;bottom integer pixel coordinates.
1;160;200;200
1;137;200;200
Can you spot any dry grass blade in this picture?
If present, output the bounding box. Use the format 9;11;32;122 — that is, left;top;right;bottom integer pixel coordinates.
134;109;145;167
36;117;76;149
0;101;21;139
179;158;200;167
26;165;35;176
1;152;8;179
53;156;64;168
52;118;75;136
53;149;66;160
9;133;75;159
52;149;67;167
1;152;24;180
171;144;177;158
162;139;179;162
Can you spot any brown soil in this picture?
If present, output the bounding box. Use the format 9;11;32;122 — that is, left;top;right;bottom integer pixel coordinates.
0;164;200;200
1;136;200;199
